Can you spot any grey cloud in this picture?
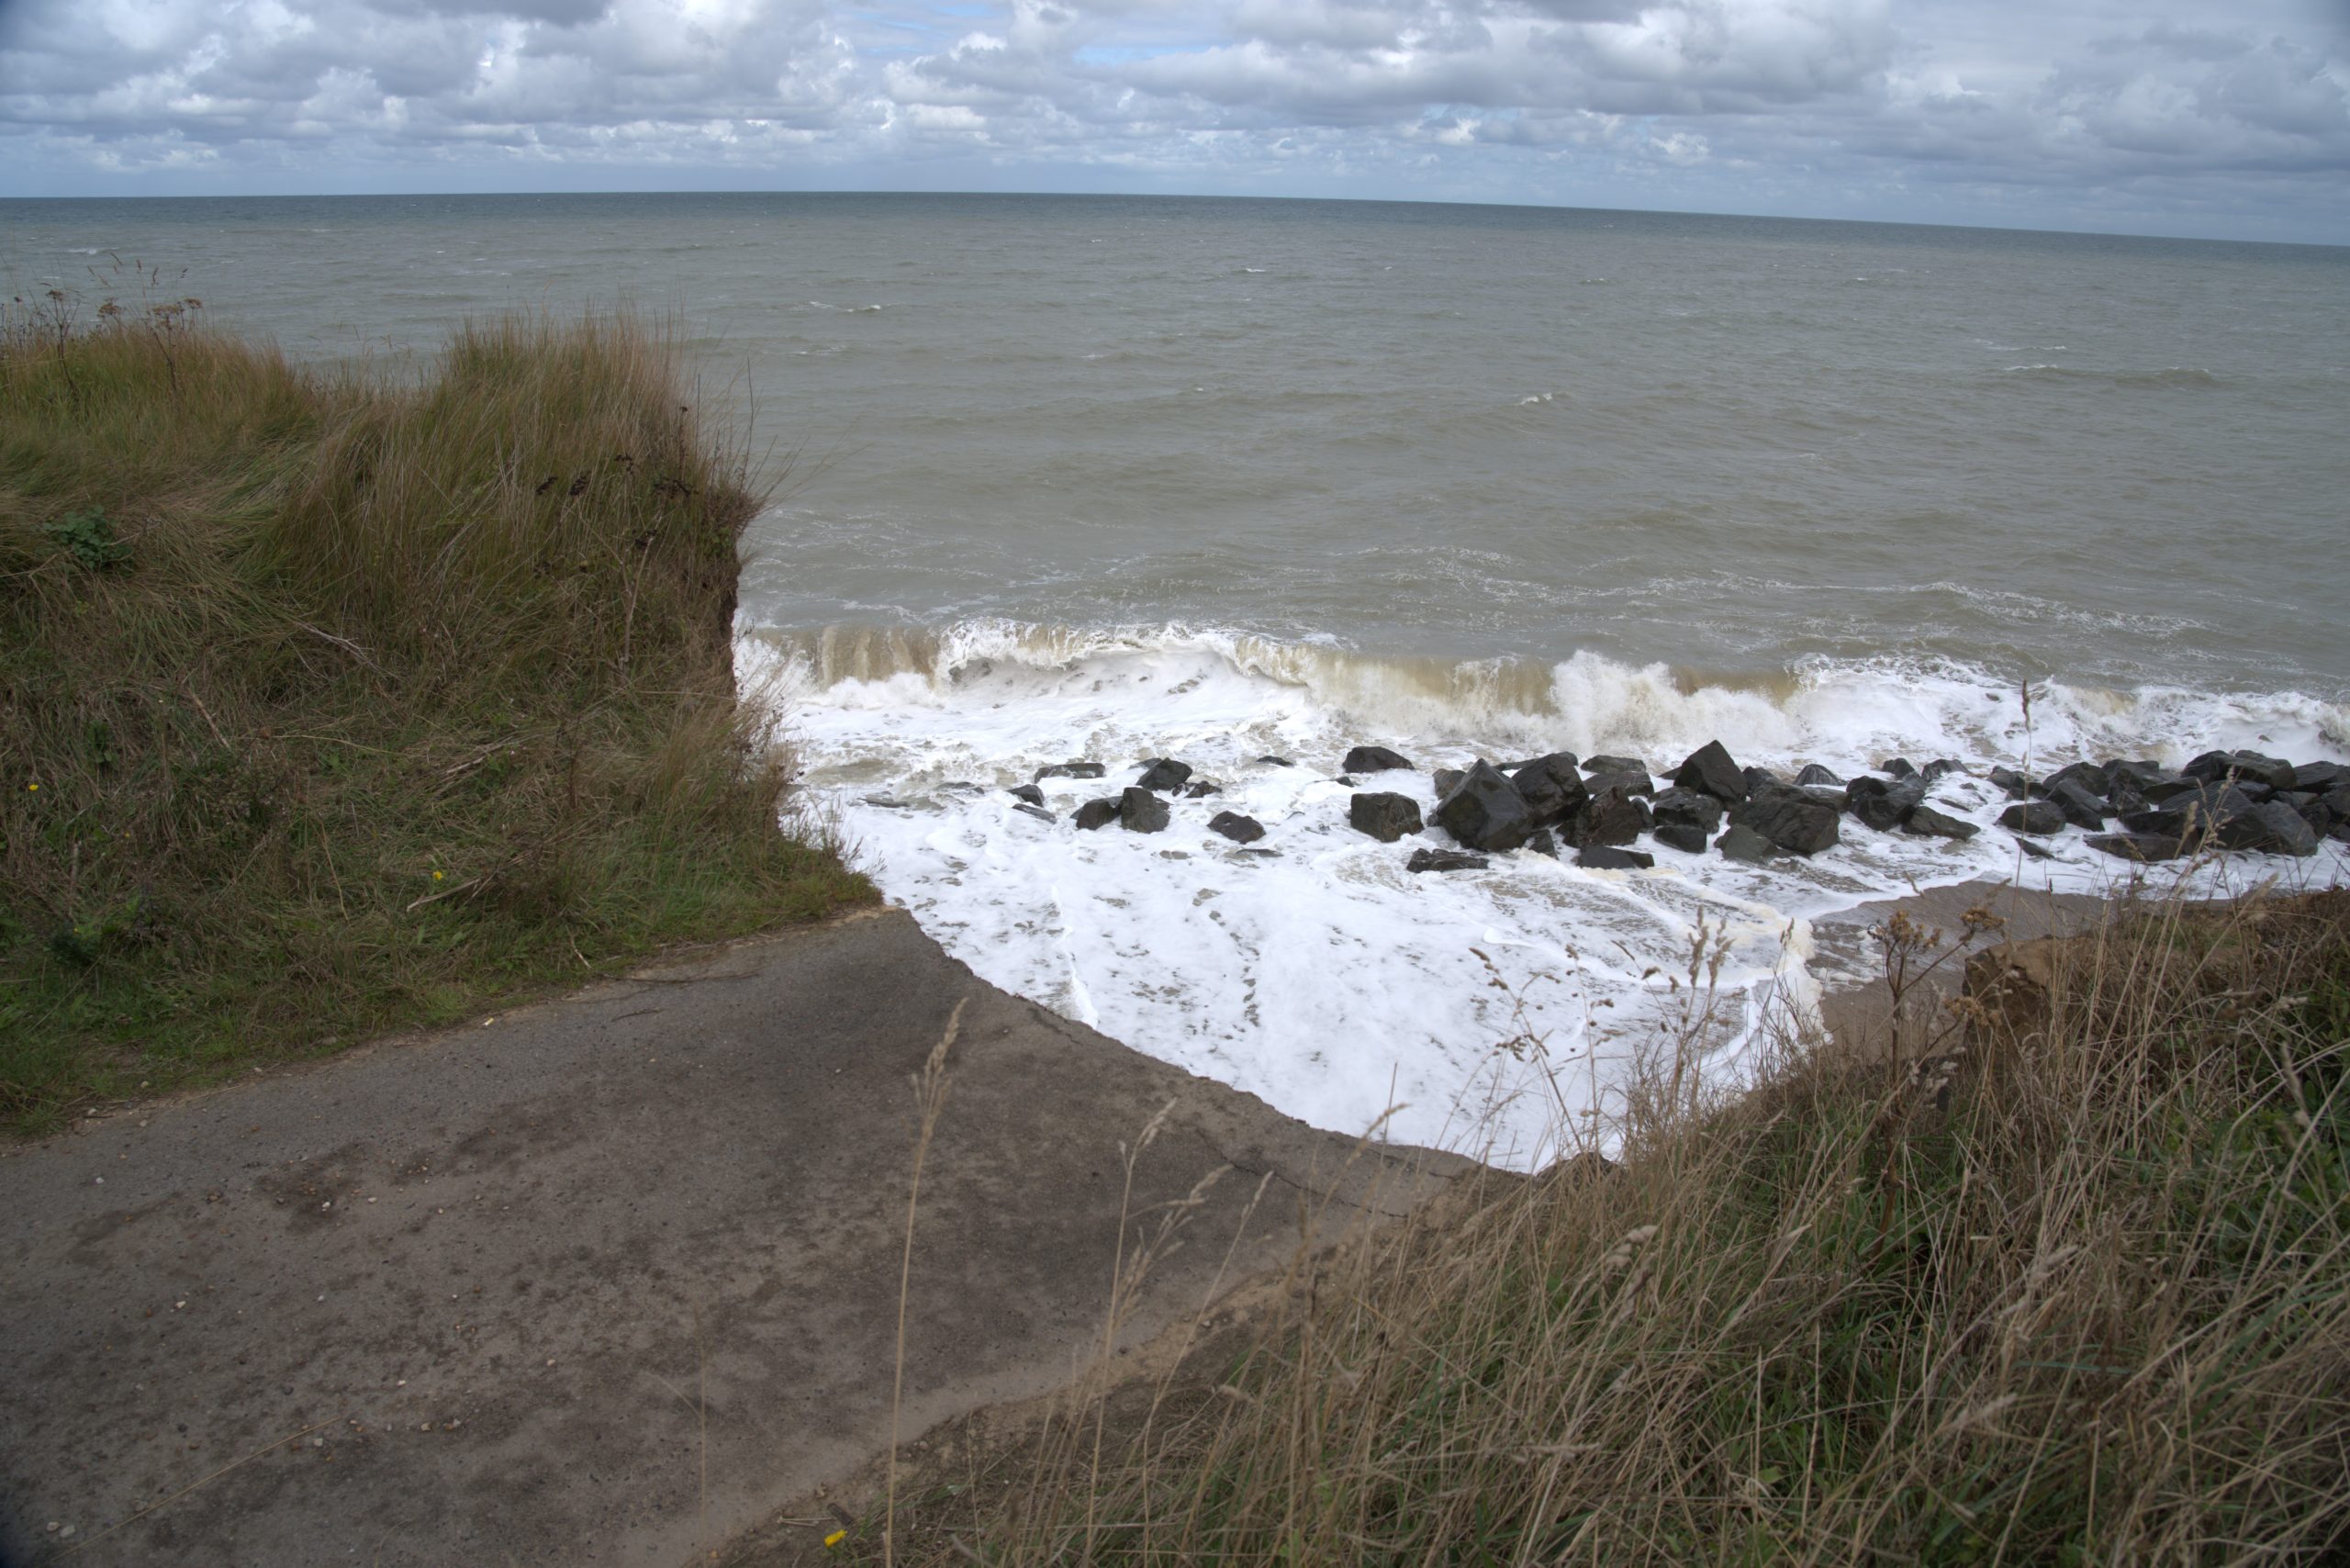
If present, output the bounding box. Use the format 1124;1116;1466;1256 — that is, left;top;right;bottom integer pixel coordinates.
0;0;2344;241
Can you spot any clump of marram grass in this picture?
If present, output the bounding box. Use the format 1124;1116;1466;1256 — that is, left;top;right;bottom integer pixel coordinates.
850;890;2350;1565
0;289;869;1133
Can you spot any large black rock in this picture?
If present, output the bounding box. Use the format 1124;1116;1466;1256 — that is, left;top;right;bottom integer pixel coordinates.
1921;758;1967;781
1729;784;1840;856
1998;801;2066;835
1794;764;1844;789
1715;824;1780;863
1343;745;1415;774
1673;741;1747;804
1348;791;1424;844
2121;782;2256;845
1036;761;1106;781
1577;844;1654;870
2214;800;2320;857
1432;767;1465;801
2289;761;2344;792
1135;757;1193;792
1073;798;1120;831
1208;811;1265;844
1653;821;1710;854
1989;766;2030;799
1509;753;1591;823
1008;782;1046;807
1182;779;1222;798
1741;766;1785;798
1583;767;1655;800
1434;761;1537;852
1650;786;1724;837
1845;776;1925;832
1013;802;1057;823
1407;846;1489;873
2044;777;2109;830
1904;805;1980;840
2185;750;2296;791
1584;754;1648;778
1565;785;1651;848
1119;787;1170;833
2042;760;2110;798
1880;757;1919;779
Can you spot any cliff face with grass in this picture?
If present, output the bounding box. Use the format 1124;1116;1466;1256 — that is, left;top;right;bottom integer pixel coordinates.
0;296;867;1132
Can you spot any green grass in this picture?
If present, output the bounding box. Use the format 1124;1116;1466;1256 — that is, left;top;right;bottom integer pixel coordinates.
1;288;870;1135
853;890;2350;1566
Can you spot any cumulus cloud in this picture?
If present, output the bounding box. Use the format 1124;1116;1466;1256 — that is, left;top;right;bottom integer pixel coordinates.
0;0;2344;238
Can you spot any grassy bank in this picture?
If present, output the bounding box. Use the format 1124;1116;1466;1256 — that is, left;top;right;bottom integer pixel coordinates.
851;890;2350;1564
1;288;868;1135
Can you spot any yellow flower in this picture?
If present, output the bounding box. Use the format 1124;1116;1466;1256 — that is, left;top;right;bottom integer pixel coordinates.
432;870;445;881
25;783;36;792
823;1529;847;1549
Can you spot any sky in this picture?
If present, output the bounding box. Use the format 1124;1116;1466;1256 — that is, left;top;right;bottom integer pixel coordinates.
2;0;2346;243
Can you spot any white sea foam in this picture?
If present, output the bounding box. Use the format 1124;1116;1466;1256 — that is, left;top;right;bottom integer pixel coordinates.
742;622;2350;1170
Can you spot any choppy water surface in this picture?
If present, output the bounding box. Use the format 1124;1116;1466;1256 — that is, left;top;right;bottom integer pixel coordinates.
12;193;2347;1162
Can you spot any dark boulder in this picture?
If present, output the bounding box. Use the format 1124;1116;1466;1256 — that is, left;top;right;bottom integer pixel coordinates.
1715;824;1780;863
2289;761;2344;792
2109;759;2171;789
1407;847;1489;873
2185;750;2295;791
1348;791;1424;844
1673;741;1747;804
1650;786;1724;837
1730;785;1840;857
2044;778;2108;830
1135;757;1192;792
2121;783;2255;845
1845;776;1925;832
1565;785;1651;849
1653;821;1710;854
1008;782;1046;807
1526;828;1561;857
1585;754;1648;778
2088;833;2184;863
2139;776;2206;804
1119;787;1170;834
1343;745;1415;774
2014;836;2055;860
1035;761;1106;781
1208;811;1266;844
1256;756;1293;767
1998;801;2066;835
2215;800;2320;857
1182;779;1222;798
2278;791;2332;834
1433;761;1537;852
1881;757;1919;779
2104;772;2149;815
2323;784;2350;823
1509;753;1591;823
1577;845;1654;870
1794;764;1843;789
1013;802;1057;823
1921;758;1967;781
2042;760;2110;798
1583;767;1655;800
1903;805;1980;840
1741;766;1785;797
1432;767;1465;800
1073;798;1120;831
1988;766;2030;800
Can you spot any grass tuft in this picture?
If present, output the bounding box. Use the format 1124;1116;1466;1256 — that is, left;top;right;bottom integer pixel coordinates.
1;288;870;1134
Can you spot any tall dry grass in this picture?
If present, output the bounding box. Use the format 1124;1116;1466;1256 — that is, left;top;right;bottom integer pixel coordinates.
858;889;2350;1565
0;286;868;1130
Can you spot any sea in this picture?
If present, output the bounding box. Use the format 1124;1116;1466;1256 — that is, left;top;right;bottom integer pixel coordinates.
9;191;2348;1164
